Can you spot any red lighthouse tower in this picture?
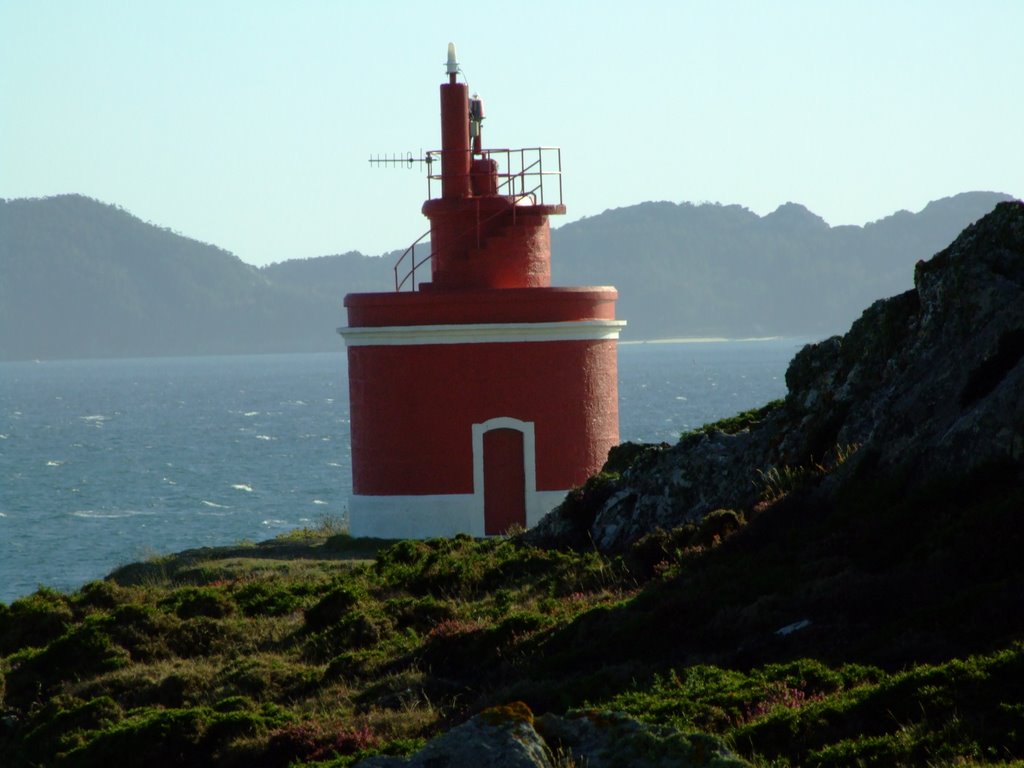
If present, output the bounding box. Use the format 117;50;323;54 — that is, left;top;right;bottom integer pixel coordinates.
339;44;624;538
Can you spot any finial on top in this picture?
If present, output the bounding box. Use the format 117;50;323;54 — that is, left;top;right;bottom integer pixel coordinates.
446;42;459;75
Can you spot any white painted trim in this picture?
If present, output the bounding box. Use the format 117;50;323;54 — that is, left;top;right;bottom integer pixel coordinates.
348;489;568;539
471;418;537;531
349;494;483;538
348;419;570;538
338;319;626;347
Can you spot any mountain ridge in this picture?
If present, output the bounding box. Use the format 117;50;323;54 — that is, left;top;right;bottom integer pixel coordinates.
0;191;1014;360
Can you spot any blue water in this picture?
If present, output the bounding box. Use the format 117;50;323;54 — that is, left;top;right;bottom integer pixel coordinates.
0;340;809;603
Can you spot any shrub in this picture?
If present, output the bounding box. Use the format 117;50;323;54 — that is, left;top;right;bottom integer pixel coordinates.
16;695;123;766
215;657;319;701
159;587;234;620
304;610;394;662
697;508;746;546
102;603;177;662
558;472;622;535
0;588;74;654
167;617;245;658
683;400;784;440
4;621;130;709
626;526;699;579
304;585;363;632
56;707;210;768
75;580;134;612
234;581;304;617
385;595;458;634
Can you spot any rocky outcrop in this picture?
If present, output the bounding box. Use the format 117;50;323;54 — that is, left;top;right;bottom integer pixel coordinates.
355;703;748;767
530;200;1024;552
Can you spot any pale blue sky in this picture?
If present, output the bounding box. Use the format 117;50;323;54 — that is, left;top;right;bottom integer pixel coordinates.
3;1;1021;266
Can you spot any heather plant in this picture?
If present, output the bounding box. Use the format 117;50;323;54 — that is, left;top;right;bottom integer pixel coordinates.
3;473;1024;767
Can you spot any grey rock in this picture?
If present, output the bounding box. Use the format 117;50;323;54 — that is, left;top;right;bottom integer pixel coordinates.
530;200;1024;552
355;704;552;768
537;710;749;767
355;705;749;768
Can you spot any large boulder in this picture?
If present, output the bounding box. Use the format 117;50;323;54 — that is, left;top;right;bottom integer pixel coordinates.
355;703;747;768
530;200;1024;552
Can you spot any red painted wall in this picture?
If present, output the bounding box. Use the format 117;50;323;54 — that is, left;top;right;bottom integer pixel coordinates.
346;338;620;495
345;287;618;327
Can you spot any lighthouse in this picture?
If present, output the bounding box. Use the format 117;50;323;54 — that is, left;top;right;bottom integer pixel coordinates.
338;44;625;539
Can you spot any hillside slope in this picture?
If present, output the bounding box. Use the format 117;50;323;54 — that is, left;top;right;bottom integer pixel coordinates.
0;196;390;360
551;191;1012;338
0;191;1011;360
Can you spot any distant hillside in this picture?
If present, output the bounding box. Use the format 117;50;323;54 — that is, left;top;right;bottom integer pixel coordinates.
0;191;1013;360
551;192;1013;339
0;195;389;361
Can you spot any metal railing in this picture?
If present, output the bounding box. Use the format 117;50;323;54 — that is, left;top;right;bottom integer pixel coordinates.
425;146;563;207
393;229;433;292
393;147;563;292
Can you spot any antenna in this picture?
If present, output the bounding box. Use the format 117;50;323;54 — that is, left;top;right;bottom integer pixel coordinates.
368;151;434;170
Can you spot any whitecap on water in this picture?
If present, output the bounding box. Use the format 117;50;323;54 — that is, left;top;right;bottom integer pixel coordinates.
201;500;231;509
261;519;289;527
326;462;343;468
72;510;152;519
46;460;65;467
312;499;328;505
231;483;253;492
243;411;260;417
255;434;274;441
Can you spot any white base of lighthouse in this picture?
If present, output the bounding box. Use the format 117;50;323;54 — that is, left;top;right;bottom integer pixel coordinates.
348;489;568;539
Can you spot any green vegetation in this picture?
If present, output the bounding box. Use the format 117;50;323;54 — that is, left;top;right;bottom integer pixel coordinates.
3;456;1024;766
682;399;785;441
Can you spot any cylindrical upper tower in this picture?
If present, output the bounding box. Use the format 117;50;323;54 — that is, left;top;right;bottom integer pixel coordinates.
421;43;565;291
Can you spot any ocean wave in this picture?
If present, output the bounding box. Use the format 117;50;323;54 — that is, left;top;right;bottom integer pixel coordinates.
46;460;65;467
255;434;274;441
312;499;328;505
71;509;153;519
261;518;289;527
326;462;343;468
231;483;253;492
0;512;7;518
80;414;107;422
0;434;9;440
201;500;231;509
243;411;260;417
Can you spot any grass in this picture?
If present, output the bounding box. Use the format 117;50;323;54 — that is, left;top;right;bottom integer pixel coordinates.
2;457;1023;766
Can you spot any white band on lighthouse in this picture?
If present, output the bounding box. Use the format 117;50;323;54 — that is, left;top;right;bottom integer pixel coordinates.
338;319;626;346
347;489;568;539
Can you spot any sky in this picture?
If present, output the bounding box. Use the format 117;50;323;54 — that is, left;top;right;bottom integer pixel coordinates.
2;1;1022;267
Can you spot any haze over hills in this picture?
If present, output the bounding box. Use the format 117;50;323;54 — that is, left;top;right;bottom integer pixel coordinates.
0;191;1013;361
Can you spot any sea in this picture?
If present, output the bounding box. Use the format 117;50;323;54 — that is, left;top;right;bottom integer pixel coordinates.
0;339;812;604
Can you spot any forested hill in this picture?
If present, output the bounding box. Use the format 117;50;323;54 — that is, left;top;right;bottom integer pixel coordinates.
0;195;391;361
0;191;1013;360
551;192;1014;338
